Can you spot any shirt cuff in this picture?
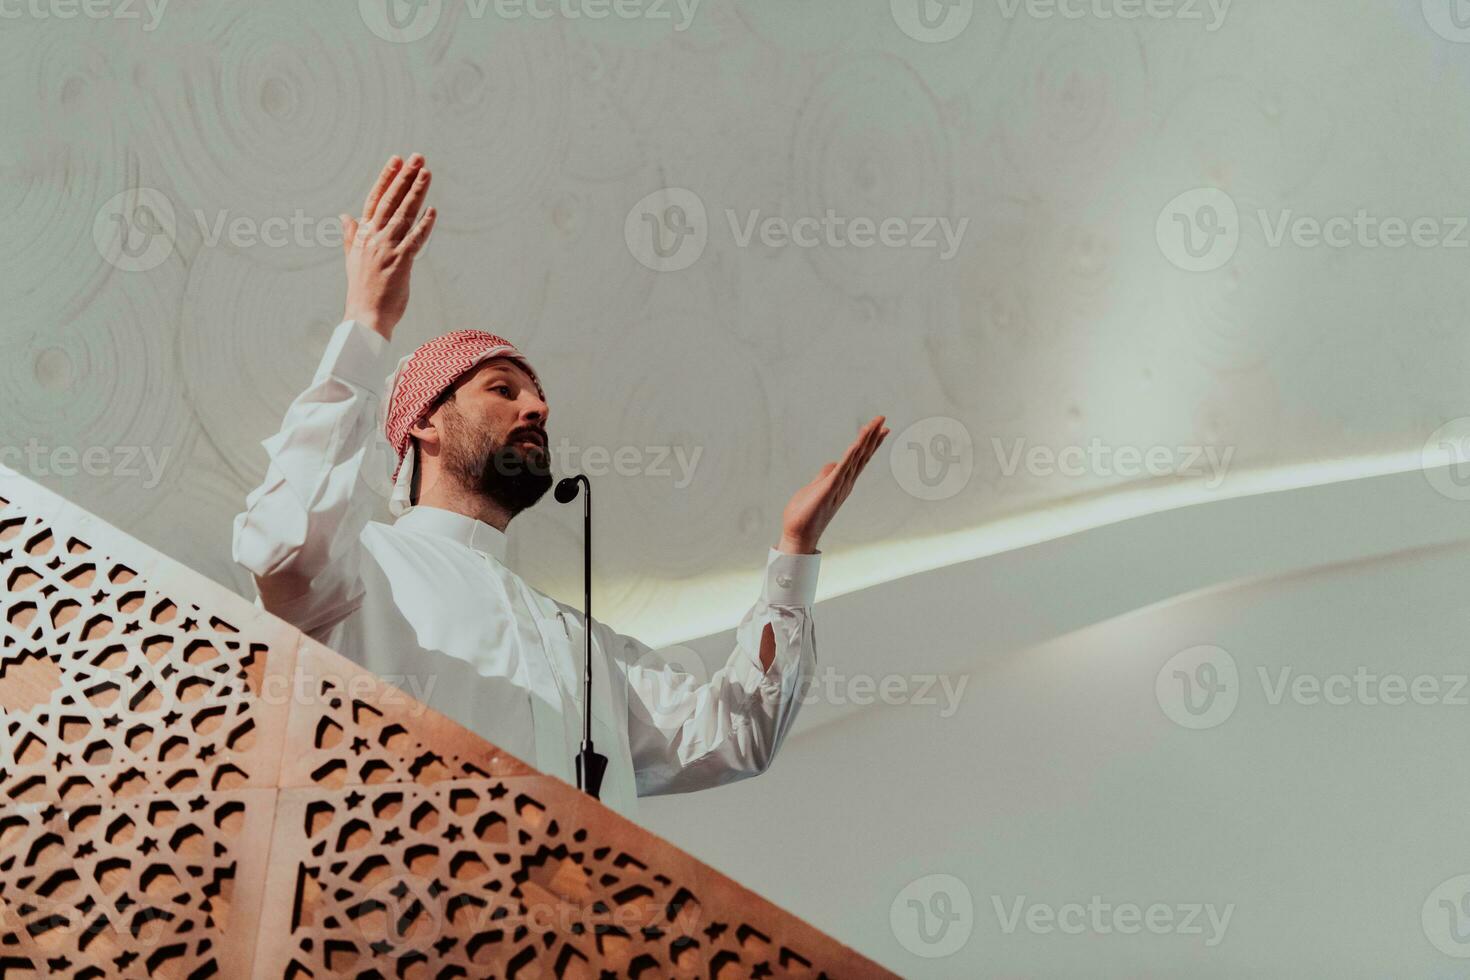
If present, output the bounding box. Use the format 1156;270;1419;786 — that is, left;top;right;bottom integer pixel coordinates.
761;547;820;607
313;318;389;392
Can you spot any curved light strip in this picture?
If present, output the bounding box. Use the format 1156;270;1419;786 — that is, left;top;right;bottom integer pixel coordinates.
615;447;1440;650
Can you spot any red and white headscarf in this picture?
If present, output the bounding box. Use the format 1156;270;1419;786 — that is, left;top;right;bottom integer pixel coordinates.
382;330;545;517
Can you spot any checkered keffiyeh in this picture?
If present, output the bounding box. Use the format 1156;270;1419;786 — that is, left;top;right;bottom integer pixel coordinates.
384;330;545;482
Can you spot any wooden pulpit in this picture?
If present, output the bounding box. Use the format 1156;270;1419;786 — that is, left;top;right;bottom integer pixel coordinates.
0;468;892;978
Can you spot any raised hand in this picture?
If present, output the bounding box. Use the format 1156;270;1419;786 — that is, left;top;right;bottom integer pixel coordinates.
778;415;890;555
340;153;437;341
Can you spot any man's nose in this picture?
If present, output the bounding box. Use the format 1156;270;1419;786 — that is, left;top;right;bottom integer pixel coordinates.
522;393;547;424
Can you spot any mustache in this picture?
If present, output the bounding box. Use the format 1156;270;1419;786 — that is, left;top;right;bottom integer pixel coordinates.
507;426;547;448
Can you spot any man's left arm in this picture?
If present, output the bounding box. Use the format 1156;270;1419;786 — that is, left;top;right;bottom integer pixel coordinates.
604;546;821;798
610;415;889;797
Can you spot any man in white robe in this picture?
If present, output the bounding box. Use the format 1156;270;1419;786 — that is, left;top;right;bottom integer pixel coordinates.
231;153;889;818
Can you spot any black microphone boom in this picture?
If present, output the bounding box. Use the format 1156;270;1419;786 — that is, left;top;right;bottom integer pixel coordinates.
555;474;607;799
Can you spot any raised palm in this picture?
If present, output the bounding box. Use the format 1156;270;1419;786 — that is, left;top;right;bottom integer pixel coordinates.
779;416;889;554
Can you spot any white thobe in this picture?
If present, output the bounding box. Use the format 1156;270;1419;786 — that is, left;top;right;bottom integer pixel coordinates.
231;319;821;819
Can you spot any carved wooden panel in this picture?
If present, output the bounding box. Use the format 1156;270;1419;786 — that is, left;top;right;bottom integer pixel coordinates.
0;789;277;978
0;467;891;978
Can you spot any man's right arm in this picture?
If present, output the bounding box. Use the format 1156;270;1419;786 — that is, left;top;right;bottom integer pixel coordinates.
232;153;436;633
231;319;391;633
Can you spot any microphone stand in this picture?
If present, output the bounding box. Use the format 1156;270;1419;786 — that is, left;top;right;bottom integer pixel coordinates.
555;474;607;799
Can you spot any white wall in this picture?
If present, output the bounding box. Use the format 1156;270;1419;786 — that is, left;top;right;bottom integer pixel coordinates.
641;467;1470;975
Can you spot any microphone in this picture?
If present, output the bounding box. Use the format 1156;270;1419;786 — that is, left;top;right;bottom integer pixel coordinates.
555;474;607;799
553;476;580;504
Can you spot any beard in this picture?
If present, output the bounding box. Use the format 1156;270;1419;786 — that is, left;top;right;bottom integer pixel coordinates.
441;407;553;515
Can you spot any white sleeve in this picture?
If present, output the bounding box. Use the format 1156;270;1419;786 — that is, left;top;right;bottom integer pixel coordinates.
230;319;390;635
604;548;821;797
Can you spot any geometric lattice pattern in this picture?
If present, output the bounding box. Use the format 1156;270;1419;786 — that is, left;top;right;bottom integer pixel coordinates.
0;468;890;978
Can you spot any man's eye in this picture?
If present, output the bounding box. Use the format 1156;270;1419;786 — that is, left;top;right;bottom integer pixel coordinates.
493;385;511;396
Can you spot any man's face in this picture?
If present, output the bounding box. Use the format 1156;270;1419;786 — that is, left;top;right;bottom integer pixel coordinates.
433;357;552;514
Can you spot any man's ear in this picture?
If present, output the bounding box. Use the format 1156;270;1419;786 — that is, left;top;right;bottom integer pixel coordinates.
408;414;441;451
